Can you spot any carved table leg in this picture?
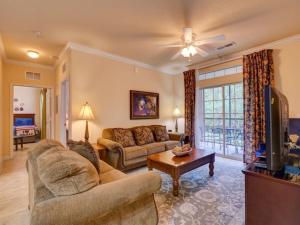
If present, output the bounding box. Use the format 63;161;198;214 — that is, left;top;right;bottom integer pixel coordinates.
173;179;179;196
209;161;214;177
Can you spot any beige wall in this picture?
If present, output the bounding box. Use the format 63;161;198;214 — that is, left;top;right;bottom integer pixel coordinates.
173;73;184;133
273;41;300;117
0;58;3;171
69;50;175;143
2;62;55;158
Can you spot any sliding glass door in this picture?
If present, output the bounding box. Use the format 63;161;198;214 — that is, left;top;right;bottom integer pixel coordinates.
197;83;244;159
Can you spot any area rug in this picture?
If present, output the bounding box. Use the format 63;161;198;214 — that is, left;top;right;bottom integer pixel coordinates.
154;157;245;225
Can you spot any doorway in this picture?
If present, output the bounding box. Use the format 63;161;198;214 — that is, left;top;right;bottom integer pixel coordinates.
11;85;53;153
196;82;244;160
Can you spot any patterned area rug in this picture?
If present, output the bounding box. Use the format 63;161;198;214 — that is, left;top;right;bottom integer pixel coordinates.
154;157;245;225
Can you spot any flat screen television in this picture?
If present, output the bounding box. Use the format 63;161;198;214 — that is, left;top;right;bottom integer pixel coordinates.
264;85;289;171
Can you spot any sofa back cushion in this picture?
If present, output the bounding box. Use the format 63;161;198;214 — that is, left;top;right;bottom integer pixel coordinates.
133;126;155;145
68;140;100;174
153;126;169;142
112;128;136;147
37;147;99;196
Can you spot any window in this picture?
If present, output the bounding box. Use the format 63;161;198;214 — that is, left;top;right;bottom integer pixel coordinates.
198;65;242;81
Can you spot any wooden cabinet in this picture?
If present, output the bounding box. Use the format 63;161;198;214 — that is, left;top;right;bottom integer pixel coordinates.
243;165;300;225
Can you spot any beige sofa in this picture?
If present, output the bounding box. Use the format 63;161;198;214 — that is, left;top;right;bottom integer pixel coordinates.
27;140;161;225
98;125;184;171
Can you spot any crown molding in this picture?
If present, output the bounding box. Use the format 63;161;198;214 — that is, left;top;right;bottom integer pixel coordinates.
5;59;54;70
56;41;175;75
0;33;7;59
189;34;300;70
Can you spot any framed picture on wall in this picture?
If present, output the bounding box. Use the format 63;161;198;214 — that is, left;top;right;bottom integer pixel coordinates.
130;90;159;119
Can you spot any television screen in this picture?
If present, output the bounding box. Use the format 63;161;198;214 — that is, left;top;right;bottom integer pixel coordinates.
264;85;289;171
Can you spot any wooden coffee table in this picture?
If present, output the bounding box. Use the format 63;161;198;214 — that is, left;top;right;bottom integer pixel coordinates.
147;149;215;196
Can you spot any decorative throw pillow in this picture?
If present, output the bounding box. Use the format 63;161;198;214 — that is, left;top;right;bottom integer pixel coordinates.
37;147;99;196
112;128;136;147
154;126;169;142
68;140;100;174
133;126;155;145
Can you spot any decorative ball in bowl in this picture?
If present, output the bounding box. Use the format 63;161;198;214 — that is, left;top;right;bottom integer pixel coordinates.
172;144;192;156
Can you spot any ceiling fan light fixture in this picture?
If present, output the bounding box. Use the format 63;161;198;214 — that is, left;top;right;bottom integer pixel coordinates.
181;45;197;58
181;47;190;57
188;45;197;56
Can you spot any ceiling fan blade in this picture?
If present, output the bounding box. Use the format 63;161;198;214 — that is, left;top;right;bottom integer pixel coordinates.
159;44;185;48
171;50;182;60
195;47;209;57
193;34;225;46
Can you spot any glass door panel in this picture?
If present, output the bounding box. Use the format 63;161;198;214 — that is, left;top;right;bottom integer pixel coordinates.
197;83;244;160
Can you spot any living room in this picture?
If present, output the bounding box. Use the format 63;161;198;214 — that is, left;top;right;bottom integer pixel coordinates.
0;1;300;225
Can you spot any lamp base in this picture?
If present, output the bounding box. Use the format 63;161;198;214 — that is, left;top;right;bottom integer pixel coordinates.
175;118;178;132
85;120;89;142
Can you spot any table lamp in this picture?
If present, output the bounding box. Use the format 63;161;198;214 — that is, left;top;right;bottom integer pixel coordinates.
173;106;181;132
79;102;95;142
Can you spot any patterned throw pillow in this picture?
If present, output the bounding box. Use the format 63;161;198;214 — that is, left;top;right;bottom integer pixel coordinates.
112;128;136;147
133;127;155;145
154;126;169;142
68;140;100;174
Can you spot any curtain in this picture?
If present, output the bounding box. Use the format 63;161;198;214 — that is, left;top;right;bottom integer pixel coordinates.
40;88;47;139
243;49;274;163
184;69;196;147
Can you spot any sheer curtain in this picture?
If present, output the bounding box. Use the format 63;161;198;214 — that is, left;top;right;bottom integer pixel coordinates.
195;88;204;149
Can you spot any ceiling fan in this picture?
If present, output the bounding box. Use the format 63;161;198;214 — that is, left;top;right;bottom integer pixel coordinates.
162;28;225;60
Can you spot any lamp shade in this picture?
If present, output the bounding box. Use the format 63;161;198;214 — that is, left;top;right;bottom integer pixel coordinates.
173;107;181;117
79;102;95;120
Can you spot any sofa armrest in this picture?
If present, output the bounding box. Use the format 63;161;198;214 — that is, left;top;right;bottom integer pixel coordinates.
98;138;123;152
30;172;161;225
98;138;125;169
168;132;184;142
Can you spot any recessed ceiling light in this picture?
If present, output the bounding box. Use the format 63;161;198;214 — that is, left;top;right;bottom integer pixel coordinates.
27;50;40;59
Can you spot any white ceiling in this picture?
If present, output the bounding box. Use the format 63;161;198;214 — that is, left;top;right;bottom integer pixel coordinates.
0;0;300;74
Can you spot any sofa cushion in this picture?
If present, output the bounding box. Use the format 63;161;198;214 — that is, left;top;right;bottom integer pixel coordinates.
113;128;136;147
124;145;147;161
143;142;165;155
68;140;100;174
99;159;115;174
133;126;155;145
100;169;127;184
162;140;180;150
37;147;99;196
153;126;169;142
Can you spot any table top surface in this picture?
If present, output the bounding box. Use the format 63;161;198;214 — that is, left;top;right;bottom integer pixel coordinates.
147;148;214;167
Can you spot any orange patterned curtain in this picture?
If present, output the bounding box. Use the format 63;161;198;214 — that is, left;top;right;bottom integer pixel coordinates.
243;49;274;163
184;69;196;147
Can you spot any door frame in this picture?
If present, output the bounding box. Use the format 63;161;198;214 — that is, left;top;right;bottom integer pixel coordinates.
60;79;70;146
9;83;55;159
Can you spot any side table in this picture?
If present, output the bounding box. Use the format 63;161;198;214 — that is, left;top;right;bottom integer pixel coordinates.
14;136;24;151
92;143;107;160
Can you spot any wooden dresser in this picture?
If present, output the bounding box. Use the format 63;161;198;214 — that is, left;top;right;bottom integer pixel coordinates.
243;164;300;225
